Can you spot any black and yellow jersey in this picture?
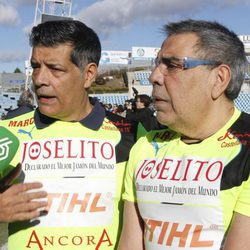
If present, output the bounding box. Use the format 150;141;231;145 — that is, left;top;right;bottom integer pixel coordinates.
123;108;250;250
0;98;136;250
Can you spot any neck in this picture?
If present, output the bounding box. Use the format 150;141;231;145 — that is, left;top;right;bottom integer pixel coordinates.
180;103;235;144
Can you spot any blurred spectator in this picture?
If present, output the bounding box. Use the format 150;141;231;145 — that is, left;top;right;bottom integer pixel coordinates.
112;104;118;114
126;94;159;132
116;104;126;117
105;103;113;112
124;100;131;110
4;89;35;119
1;113;6;120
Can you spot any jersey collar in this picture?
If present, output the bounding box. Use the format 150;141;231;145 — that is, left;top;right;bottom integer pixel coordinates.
34;97;105;130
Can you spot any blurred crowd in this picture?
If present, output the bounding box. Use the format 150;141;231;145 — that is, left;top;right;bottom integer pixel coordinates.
102;94;165;132
1;89;164;133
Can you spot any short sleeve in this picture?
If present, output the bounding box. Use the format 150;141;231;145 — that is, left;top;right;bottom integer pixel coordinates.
234;175;250;217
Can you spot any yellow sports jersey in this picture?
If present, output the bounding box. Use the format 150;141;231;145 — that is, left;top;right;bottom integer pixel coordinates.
123;108;250;250
0;99;136;250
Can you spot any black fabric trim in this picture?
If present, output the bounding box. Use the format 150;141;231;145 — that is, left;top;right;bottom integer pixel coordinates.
34;97;105;130
105;110;137;163
221;112;250;190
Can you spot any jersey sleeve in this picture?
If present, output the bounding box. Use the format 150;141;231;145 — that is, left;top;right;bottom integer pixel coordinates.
122;136;147;202
234;175;250;217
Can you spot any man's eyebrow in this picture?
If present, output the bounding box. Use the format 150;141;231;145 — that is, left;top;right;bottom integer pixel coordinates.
30;60;63;68
45;62;63;67
161;56;183;65
161;56;182;61
30;60;39;66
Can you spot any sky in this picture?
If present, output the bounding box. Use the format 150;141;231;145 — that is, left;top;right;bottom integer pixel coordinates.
0;0;250;73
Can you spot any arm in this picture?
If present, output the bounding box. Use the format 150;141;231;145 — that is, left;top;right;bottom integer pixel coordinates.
0;182;48;222
223;212;250;250
118;201;145;250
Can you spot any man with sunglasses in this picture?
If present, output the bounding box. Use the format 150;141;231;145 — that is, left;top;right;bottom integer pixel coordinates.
118;19;250;250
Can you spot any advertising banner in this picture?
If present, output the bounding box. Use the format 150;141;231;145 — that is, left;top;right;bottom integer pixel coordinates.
132;47;160;60
100;50;131;64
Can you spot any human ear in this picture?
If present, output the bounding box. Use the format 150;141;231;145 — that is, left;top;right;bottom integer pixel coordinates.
82;63;98;89
211;64;231;100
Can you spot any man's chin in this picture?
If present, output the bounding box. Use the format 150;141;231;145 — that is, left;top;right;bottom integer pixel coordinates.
38;107;59;118
156;111;171;126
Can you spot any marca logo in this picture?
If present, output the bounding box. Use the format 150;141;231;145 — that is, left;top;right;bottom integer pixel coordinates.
8;117;34;127
0;127;19;173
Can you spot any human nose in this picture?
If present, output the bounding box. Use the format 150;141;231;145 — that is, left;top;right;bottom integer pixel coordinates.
32;67;49;86
149;67;163;86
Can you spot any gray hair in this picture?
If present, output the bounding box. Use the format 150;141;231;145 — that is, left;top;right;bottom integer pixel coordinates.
164;19;247;100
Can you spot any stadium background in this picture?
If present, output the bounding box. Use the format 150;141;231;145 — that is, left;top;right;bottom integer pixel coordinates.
0;43;249;117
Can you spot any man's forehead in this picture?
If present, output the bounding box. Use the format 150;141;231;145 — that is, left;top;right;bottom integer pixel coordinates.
159;33;199;58
31;45;72;62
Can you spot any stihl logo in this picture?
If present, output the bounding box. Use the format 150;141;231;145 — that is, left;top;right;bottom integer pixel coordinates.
46;192;107;213
0;137;13;161
144;218;214;248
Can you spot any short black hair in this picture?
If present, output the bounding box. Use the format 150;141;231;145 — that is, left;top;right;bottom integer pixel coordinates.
136;94;152;107
30;20;101;68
